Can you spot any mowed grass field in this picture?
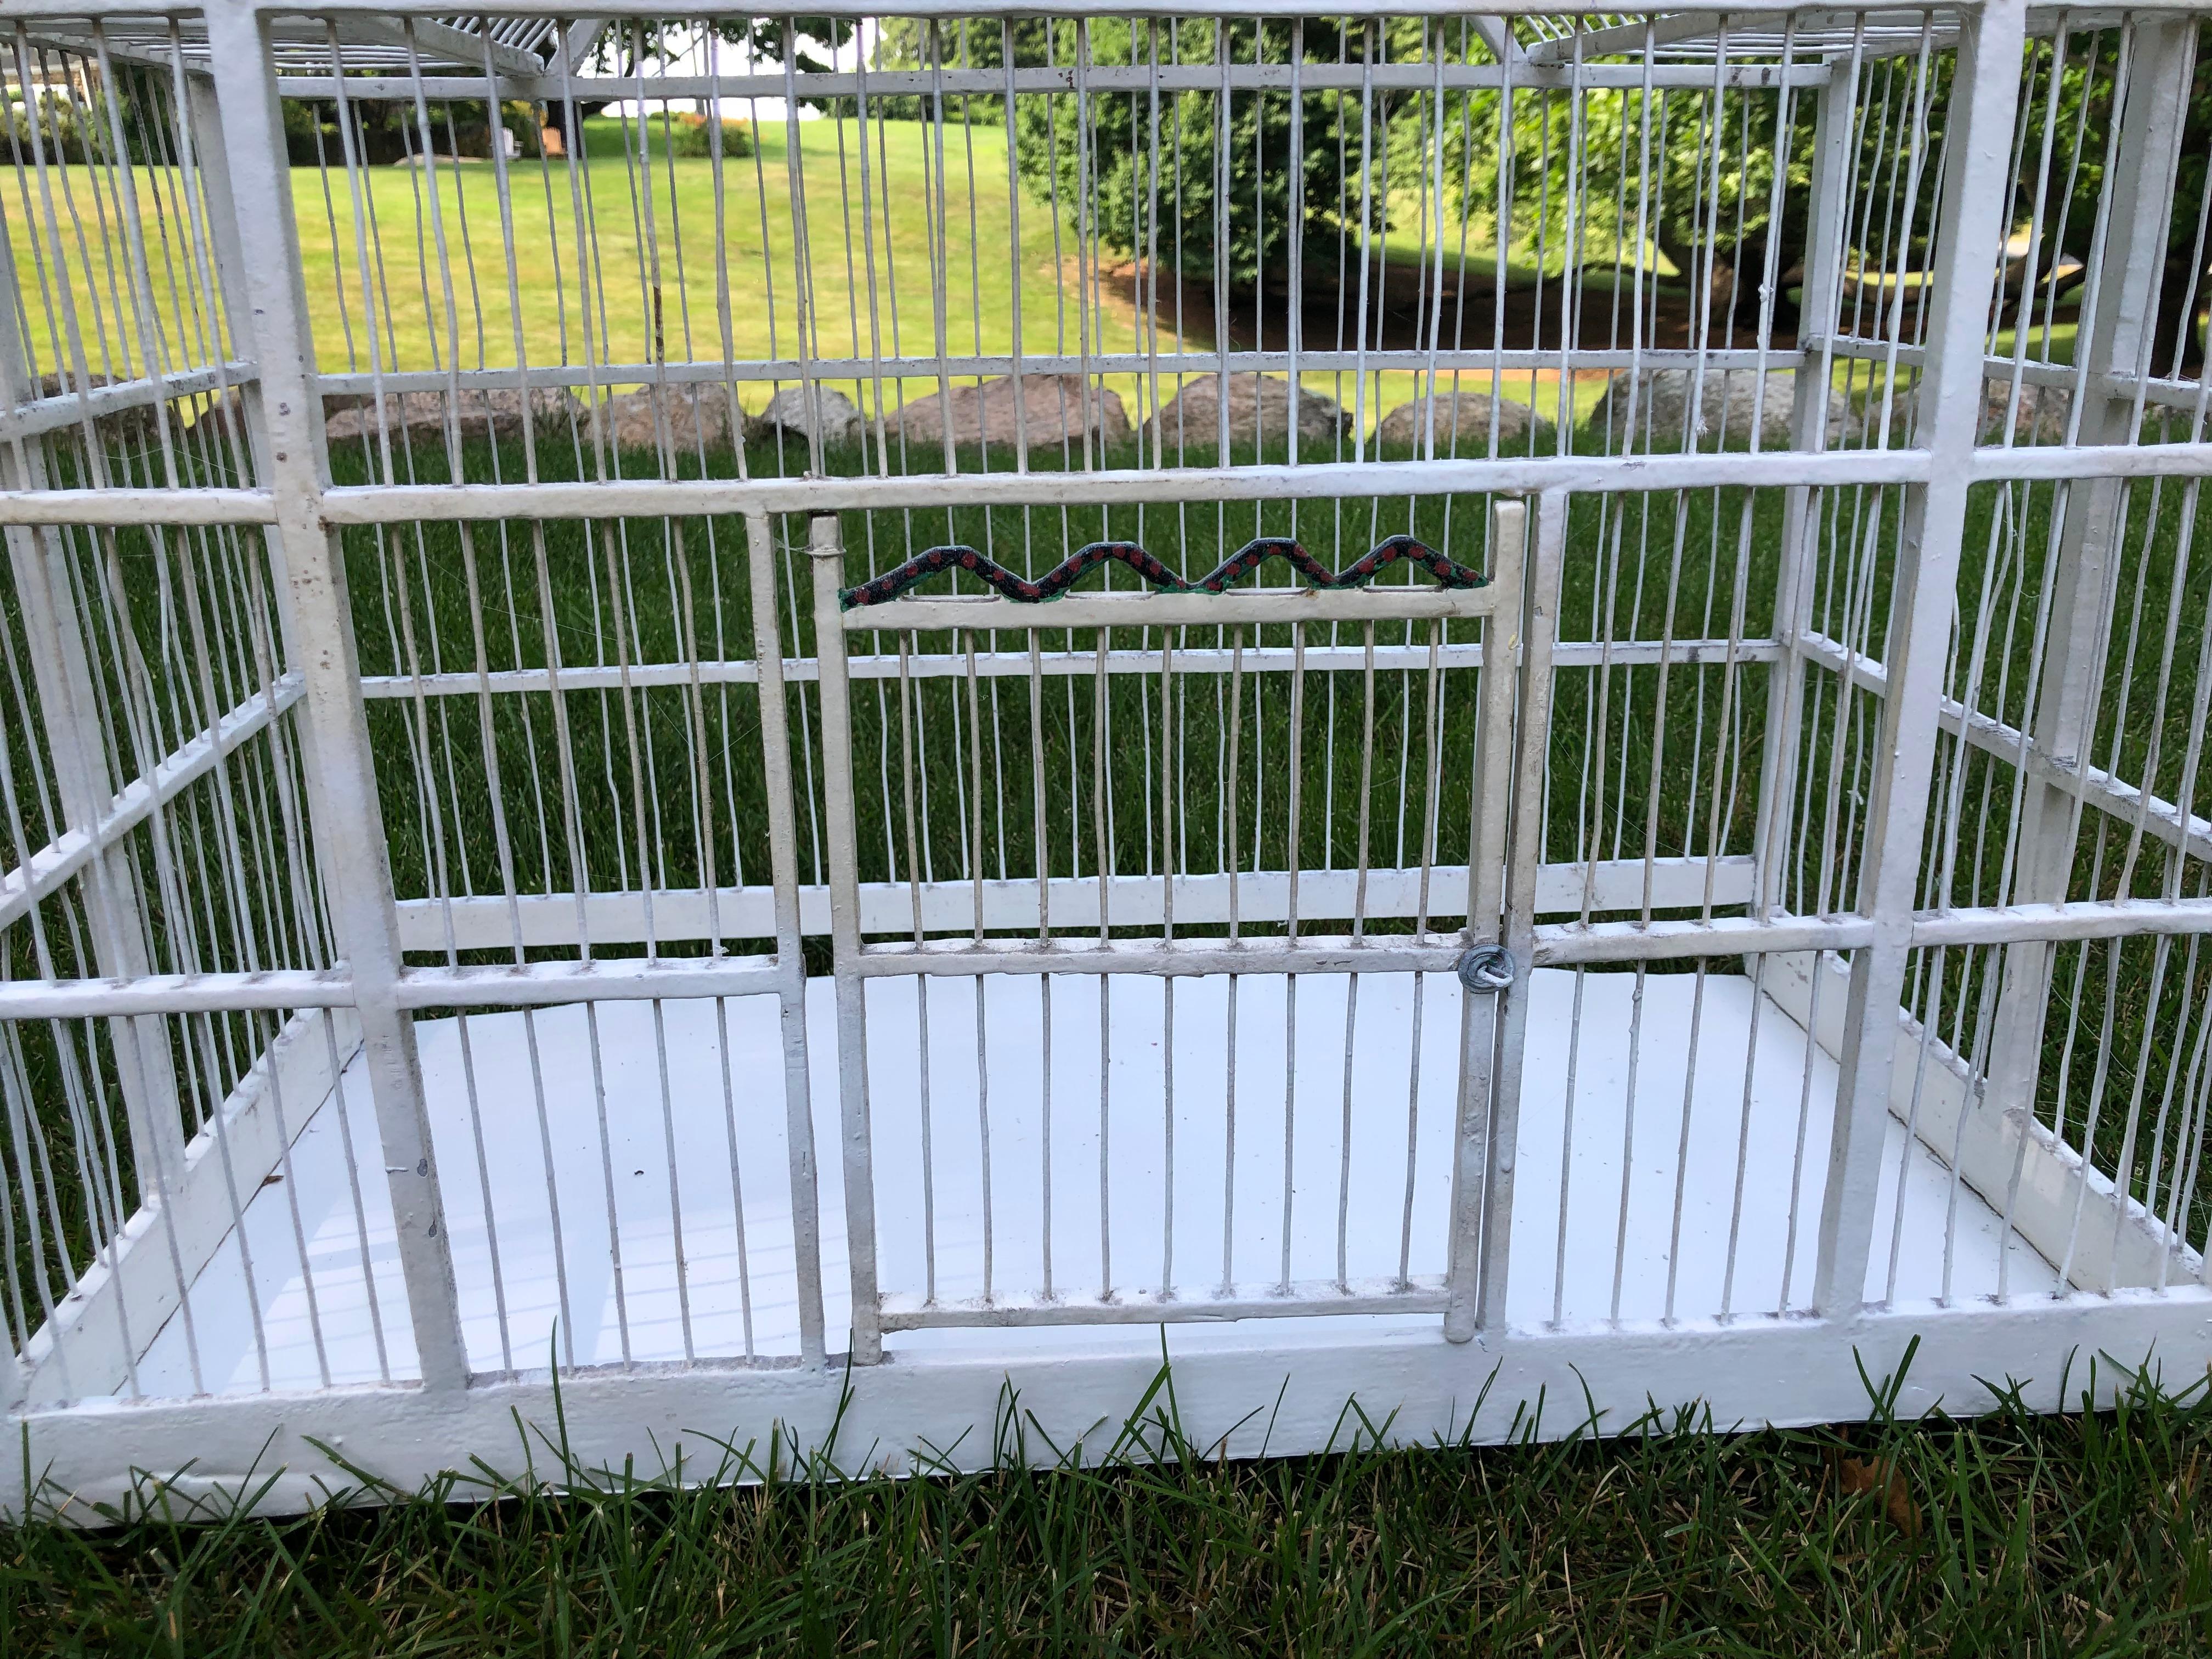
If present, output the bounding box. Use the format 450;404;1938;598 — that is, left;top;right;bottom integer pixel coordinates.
313;115;1615;425
17;115;1634;429
15;110;2089;443
10;121;2090;503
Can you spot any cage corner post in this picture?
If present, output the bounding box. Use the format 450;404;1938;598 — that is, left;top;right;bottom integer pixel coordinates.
178;55;312;666
1811;0;2030;1319
199;0;470;1391
1980;14;2204;1186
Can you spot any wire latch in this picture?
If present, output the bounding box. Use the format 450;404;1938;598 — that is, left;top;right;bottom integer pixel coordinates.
1455;943;1515;994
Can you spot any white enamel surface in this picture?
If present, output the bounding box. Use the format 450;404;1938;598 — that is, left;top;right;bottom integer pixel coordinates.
134;970;2056;1396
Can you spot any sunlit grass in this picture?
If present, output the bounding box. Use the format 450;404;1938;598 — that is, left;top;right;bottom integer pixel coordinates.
291;115;1517;426
1989;318;2079;367
13;117;1589;432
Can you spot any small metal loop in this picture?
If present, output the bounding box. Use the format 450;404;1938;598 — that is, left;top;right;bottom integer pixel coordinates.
1456;943;1515;994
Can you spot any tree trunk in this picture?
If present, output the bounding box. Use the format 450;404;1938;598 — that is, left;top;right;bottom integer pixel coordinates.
1655;225;1807;339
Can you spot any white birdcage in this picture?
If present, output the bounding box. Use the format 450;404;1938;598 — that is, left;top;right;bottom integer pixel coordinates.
2;1;2210;1513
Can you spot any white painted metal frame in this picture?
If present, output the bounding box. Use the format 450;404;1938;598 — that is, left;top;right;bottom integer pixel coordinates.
3;0;2212;1516
810;503;1525;1356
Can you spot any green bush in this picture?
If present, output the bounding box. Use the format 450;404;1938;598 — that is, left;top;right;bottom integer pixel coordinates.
7;86;156;166
664;112;754;159
580;112;754;160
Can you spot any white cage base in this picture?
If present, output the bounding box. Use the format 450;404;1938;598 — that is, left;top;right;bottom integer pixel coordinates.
140;969;2059;1397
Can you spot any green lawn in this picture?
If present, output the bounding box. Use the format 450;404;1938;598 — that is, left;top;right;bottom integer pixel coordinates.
13;117;1639;431
36;112;2080;443
5;1362;2210;1653
300;115;1607;427
296;117;1106;415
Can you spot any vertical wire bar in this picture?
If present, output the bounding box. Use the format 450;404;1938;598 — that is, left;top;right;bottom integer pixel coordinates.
1609;966;1649;1323
1222;624;1245;1294
1158;630;1176;1295
1030;628;1053;1300
1347;627;1376;1290
1093;635;1112;1299
1279;623;1306;1293
964;631;994;1304
895;640;936;1304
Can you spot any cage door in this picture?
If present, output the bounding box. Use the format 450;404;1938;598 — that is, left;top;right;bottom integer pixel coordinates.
809;503;1527;1361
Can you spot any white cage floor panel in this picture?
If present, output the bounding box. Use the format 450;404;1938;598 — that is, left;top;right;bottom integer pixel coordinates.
134;969;2058;1396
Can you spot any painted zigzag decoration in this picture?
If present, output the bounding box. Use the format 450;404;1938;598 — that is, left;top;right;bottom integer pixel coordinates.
839;533;1487;610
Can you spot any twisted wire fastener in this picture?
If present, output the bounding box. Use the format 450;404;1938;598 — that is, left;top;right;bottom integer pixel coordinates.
1455;943;1515;994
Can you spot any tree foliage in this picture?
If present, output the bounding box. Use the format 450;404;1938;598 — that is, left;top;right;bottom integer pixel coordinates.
2007;29;2212;368
1446;78;1826;320
595;15;860;78
1013;19;1420;290
853;18;1420;291
940;15;2204;363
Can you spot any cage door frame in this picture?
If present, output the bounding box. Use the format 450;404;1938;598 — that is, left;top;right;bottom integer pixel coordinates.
1443;492;1563;1341
808;503;1526;1362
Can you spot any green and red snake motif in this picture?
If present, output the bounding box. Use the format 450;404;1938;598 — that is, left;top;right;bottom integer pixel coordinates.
838;533;1486;609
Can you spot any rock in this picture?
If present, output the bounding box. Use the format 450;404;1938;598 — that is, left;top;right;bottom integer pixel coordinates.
1374;391;1555;453
1980;376;2073;444
187;384;250;435
323;386;579;445
12;370;155;438
1587;368;1851;449
1141;373;1345;455
895;373;1129;455
31;369;120;400
754;384;863;448
576;383;743;454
